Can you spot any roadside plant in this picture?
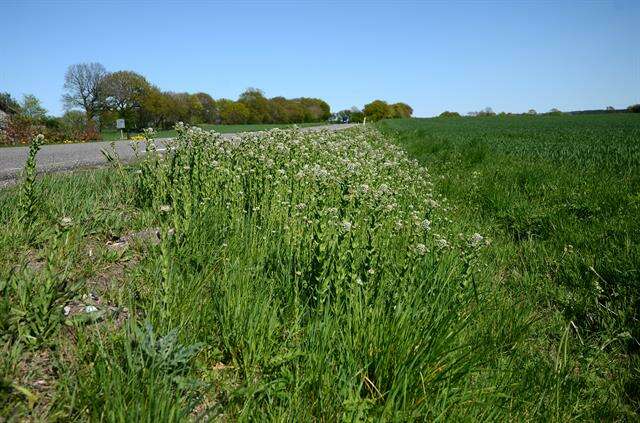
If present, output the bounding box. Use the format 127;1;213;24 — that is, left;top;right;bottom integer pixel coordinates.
19;134;44;224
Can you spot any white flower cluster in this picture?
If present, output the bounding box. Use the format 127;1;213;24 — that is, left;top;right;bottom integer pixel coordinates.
136;125;461;287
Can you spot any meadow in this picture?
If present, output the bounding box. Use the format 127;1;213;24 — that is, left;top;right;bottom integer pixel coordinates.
0;115;638;420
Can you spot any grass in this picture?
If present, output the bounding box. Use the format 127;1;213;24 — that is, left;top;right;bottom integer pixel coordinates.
0;117;638;420
101;122;329;141
378;114;640;418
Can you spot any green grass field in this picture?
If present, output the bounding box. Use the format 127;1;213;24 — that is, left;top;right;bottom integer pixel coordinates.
379;114;640;416
1;116;638;420
101;122;328;141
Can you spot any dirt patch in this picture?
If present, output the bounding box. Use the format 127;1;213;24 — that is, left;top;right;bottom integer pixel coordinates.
106;228;161;251
25;250;45;273
12;348;57;419
63;253;138;329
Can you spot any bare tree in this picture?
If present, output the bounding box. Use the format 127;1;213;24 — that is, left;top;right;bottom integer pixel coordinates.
62;63;108;121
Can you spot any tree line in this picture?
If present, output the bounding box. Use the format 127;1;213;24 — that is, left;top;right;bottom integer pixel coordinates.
330;100;413;123
0;61;417;144
62;63;332;130
438;104;640;118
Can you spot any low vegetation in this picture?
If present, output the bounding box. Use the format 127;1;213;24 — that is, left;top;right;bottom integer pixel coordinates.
379;113;640;419
100;122;329;141
1;114;638;420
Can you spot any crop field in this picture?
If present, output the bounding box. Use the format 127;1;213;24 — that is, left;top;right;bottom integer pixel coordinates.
379;114;640;418
0;116;639;420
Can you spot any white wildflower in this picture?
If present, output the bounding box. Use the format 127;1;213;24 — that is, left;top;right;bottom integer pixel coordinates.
436;237;450;249
470;233;484;248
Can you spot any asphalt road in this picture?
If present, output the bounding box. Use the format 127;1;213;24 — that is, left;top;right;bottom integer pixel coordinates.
0;124;355;186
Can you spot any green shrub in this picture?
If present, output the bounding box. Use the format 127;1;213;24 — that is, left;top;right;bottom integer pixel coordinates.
439;111;461;118
363;100;392;121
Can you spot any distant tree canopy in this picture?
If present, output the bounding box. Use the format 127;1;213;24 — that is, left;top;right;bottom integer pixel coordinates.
55;63;338;130
4;62;418;135
363;100;390;121
194;92;217;123
628;104;640;113
99;71;152;128
360;100;414;122
20;94;48;120
350;107;365;123
219;100;251;124
62;62;108;121
0;92;21;114
330;101;412;123
478;107;496;117
94;77;333;130
439;111;461;118
390;102;413;118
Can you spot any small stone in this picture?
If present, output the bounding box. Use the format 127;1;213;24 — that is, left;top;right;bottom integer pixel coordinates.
85;305;98;313
63;306;71;316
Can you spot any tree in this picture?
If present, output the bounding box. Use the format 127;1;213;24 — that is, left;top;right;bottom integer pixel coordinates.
239;88;272;123
296;98;331;122
350;111;365;123
363;100;392;122
100;71;152;129
627;104;640;113
283;100;306;123
219;100;250;124
439;111;461;118
156;92;202;125
606;106;615;112
20;94;47;121
269;96;290;123
390;103;413;118
62;63;108;121
0;92;21;114
478;107;495;116
194;92;217;123
527;109;537;115
139;86;172;129
57;110;86;138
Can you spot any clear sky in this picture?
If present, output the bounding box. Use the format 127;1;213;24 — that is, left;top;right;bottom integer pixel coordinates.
1;0;638;117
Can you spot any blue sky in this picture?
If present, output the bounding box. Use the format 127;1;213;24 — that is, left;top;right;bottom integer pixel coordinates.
1;1;638;117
